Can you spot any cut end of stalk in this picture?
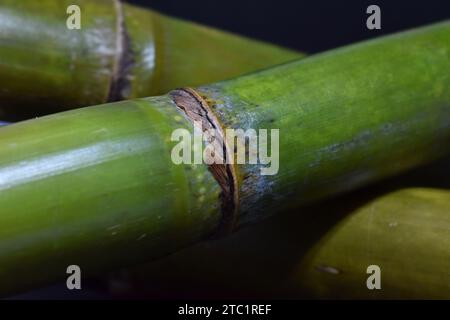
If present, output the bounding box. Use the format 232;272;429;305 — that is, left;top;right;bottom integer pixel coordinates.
170;88;239;235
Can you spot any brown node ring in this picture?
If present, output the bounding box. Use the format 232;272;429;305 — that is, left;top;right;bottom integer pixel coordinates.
107;0;135;102
170;87;239;235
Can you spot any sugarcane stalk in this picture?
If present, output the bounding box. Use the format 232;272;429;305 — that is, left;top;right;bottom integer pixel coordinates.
0;21;449;295
292;187;450;299
0;0;301;119
123;187;450;299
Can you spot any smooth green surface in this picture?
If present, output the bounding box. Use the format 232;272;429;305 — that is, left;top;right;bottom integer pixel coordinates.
0;97;221;295
200;21;450;225
126;4;300;97
294;188;450;299
0;0;302;118
0;0;117;115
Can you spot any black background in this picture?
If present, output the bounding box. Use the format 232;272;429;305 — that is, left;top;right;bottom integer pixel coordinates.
127;0;449;53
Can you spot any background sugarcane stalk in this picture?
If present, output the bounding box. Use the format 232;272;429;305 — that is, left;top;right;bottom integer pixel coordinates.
0;21;449;296
291;187;450;299
0;0;301;119
197;20;450;227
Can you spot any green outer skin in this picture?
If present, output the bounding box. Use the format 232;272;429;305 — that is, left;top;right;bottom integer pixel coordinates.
0;0;301;117
125;188;450;299
199;21;450;226
123;3;300;98
293;188;450;299
0;0;117;115
0;97;221;295
0;22;449;295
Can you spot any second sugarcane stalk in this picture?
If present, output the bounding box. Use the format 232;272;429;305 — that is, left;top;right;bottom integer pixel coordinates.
0;21;449;296
0;0;301;118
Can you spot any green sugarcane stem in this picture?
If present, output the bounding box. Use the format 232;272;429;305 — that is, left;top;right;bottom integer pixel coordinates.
0;21;449;295
0;0;302;118
124;187;450;299
292;187;450;299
